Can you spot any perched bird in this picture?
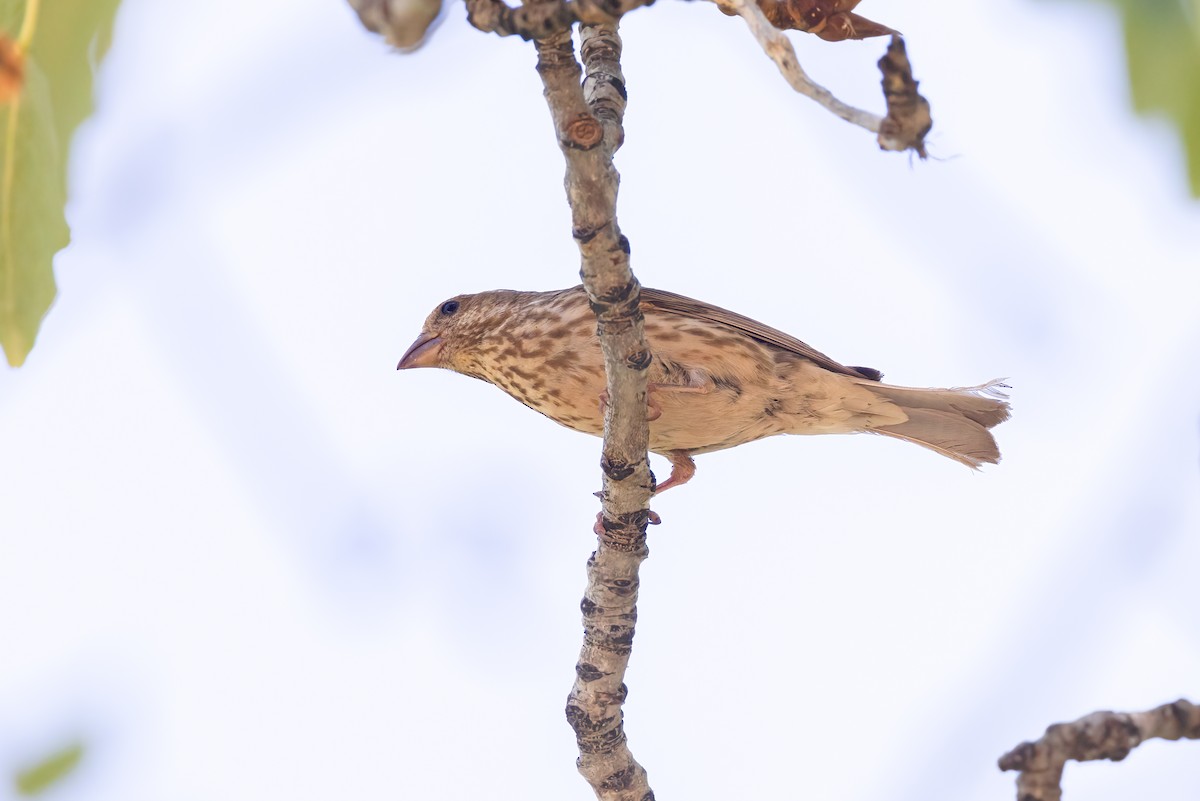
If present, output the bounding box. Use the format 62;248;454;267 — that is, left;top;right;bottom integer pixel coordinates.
398;286;1010;492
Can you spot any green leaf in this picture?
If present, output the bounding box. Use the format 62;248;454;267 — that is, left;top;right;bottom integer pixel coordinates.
1112;0;1200;196
0;0;123;367
13;740;84;796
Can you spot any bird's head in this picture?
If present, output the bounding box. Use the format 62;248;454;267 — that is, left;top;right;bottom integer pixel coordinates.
397;291;510;374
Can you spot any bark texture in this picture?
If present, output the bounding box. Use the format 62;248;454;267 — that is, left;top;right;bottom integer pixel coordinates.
999;698;1200;801
465;0;655;39
535;21;656;801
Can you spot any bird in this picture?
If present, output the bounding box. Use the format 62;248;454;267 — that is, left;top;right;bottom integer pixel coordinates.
397;285;1010;493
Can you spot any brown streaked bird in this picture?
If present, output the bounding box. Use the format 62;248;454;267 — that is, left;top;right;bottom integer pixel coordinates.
398;286;1010;493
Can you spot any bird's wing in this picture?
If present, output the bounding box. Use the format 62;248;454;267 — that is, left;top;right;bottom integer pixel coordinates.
639;287;881;381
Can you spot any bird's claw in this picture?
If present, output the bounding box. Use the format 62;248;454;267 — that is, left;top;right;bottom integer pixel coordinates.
597;387;667;422
646;396;663;422
651;450;697;494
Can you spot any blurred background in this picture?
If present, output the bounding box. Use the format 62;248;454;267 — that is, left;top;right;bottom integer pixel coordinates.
2;0;1199;797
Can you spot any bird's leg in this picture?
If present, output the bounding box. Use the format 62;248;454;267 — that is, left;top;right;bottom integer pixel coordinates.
599;378;711;422
646;381;710;422
653;450;696;494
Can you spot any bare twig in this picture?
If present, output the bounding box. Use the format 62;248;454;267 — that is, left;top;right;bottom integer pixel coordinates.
534;22;655;801
715;0;883;132
999;699;1200;801
465;0;655;39
712;0;930;154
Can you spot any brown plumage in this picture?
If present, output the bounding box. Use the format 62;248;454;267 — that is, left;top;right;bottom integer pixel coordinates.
398;286;1010;492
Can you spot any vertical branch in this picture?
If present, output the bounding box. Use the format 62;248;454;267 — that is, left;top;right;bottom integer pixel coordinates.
534;22;656;801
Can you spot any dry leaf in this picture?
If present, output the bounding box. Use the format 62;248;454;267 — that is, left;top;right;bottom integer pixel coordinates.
348;0;444;51
877;36;931;156
753;0;896;41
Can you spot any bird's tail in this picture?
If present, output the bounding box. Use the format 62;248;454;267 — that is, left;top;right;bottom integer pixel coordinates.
862;379;1011;468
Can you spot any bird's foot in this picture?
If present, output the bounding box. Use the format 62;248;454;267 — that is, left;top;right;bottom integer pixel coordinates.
598;381;711;422
652;450;696;494
646;394;662;422
593;451;696;497
600;388;656;420
647;381;710;422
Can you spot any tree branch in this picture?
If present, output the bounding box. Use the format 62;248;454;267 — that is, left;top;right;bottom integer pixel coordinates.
713;0;930;154
465;0;655;39
534;21;655;801
999;699;1200;801
354;1;930;795
716;0;882;130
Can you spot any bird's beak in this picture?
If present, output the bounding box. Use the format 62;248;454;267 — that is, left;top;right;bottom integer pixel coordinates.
397;333;444;370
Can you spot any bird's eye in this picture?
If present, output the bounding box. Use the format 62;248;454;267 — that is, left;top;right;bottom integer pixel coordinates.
440;300;460;316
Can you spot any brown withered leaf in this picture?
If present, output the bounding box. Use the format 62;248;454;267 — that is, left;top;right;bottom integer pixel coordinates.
348;0;444;51
754;0;897;41
0;35;23;103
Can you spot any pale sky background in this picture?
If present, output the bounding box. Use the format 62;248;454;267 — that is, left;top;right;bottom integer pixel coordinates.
1;0;1199;798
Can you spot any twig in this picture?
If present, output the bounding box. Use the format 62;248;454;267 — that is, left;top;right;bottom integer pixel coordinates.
999;698;1200;801
712;0;930;155
714;0;883;132
465;0;655;39
534;22;656;801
